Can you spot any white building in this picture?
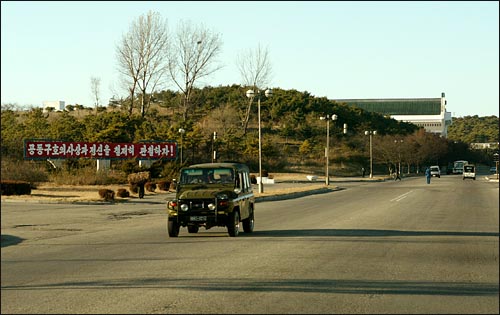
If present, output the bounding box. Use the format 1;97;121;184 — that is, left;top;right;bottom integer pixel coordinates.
335;92;453;137
43;100;66;112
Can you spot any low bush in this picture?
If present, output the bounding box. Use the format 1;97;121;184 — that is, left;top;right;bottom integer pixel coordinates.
1;180;32;195
157;180;171;191
129;183;139;194
169;181;177;191
50;167;127;185
98;189;115;201
145;182;156;192
116;188;130;198
250;175;257;184
1;159;49;183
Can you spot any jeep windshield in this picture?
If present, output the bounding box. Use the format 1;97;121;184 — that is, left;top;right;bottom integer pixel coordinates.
179;167;235;185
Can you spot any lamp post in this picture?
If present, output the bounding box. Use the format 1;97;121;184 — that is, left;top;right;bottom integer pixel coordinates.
211;131;217;163
364;130;377;178
320;114;338;185
246;88;273;193
178;128;185;164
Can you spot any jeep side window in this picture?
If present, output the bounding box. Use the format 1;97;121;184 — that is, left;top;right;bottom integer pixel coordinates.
243;172;252;192
234;172;242;189
238;172;246;192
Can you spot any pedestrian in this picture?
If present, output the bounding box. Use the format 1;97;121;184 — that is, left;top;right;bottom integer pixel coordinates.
394;167;401;181
362;167;366;178
138;182;145;198
425;167;431;184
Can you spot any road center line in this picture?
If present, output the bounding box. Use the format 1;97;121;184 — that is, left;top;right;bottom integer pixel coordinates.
390;190;414;202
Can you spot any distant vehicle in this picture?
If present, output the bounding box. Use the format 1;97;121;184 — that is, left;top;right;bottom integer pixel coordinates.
463;164;476;180
453;160;468;174
430;166;441;178
490;166;498;174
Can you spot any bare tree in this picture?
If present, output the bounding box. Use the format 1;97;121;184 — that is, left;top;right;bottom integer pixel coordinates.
237;44;273;134
116;11;169;117
168;20;223;121
90;76;101;112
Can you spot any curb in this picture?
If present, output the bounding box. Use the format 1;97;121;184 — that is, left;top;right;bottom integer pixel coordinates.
255;186;341;203
2;187;340;205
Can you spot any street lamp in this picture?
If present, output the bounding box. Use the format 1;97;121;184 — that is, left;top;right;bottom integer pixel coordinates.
364;130;377;178
211;131;217;163
246;88;273;193
178;128;185;164
320;114;338;185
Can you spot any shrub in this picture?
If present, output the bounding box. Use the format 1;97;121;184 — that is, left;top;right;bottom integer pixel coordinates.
250;175;257;184
116;188;130;198
145;182;156;192
1;180;32;195
157;180;171;191
49;167;127;185
1;159;49;183
127;171;150;185
129;183;139;194
169;181;177;191
98;189;115;201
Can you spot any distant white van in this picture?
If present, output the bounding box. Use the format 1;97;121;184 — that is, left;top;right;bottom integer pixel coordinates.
463;164;476;180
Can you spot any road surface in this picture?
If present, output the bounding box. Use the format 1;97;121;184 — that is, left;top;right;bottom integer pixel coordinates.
1;175;498;313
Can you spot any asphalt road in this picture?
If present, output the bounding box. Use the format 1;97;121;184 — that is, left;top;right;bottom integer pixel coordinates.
1;175;499;314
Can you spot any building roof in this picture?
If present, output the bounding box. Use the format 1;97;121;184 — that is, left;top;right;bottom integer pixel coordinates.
335;98;442;116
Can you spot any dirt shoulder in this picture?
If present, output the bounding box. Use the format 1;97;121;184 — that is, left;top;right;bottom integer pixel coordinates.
1;173;335;203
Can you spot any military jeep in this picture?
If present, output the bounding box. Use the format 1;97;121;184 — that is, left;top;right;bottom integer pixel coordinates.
167;162;255;237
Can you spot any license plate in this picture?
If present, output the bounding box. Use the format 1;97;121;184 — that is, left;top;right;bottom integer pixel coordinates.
190;216;206;221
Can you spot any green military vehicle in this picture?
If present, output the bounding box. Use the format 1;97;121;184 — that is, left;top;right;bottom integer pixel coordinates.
167;162;255;237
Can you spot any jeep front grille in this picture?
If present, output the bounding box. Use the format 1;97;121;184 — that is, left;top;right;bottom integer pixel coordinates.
180;199;215;213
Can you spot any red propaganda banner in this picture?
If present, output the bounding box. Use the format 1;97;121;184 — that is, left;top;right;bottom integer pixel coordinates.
24;140;177;160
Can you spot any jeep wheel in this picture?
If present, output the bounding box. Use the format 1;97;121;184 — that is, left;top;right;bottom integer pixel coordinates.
168;220;180;237
227;211;240;237
242;210;254;233
188;225;199;233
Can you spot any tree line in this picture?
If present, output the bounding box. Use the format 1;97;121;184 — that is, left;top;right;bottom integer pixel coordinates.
2;84;497;181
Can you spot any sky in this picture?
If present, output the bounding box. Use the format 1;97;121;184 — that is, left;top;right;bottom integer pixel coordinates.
1;1;499;117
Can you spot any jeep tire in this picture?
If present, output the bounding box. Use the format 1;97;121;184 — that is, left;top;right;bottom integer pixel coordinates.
168;220;180;237
227;210;240;237
242;210;254;233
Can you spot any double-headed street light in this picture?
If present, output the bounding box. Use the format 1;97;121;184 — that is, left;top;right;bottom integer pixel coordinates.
320;114;340;186
246;88;273;193
364;130;377;178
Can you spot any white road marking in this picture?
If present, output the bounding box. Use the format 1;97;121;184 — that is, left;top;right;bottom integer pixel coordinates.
390;190;414;202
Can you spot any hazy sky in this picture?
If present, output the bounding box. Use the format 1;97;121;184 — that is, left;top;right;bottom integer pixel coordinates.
1;1;498;117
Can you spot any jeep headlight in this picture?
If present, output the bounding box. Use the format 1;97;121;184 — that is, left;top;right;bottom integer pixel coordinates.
217;193;228;200
180;204;189;211
208;203;216;210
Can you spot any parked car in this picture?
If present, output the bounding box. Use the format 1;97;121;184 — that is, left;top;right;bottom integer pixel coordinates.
463;164;476;180
430;166;441;178
490;166;498;174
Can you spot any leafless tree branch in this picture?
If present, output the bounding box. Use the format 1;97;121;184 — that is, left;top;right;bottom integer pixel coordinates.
168;20;223;121
236;44;273;134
